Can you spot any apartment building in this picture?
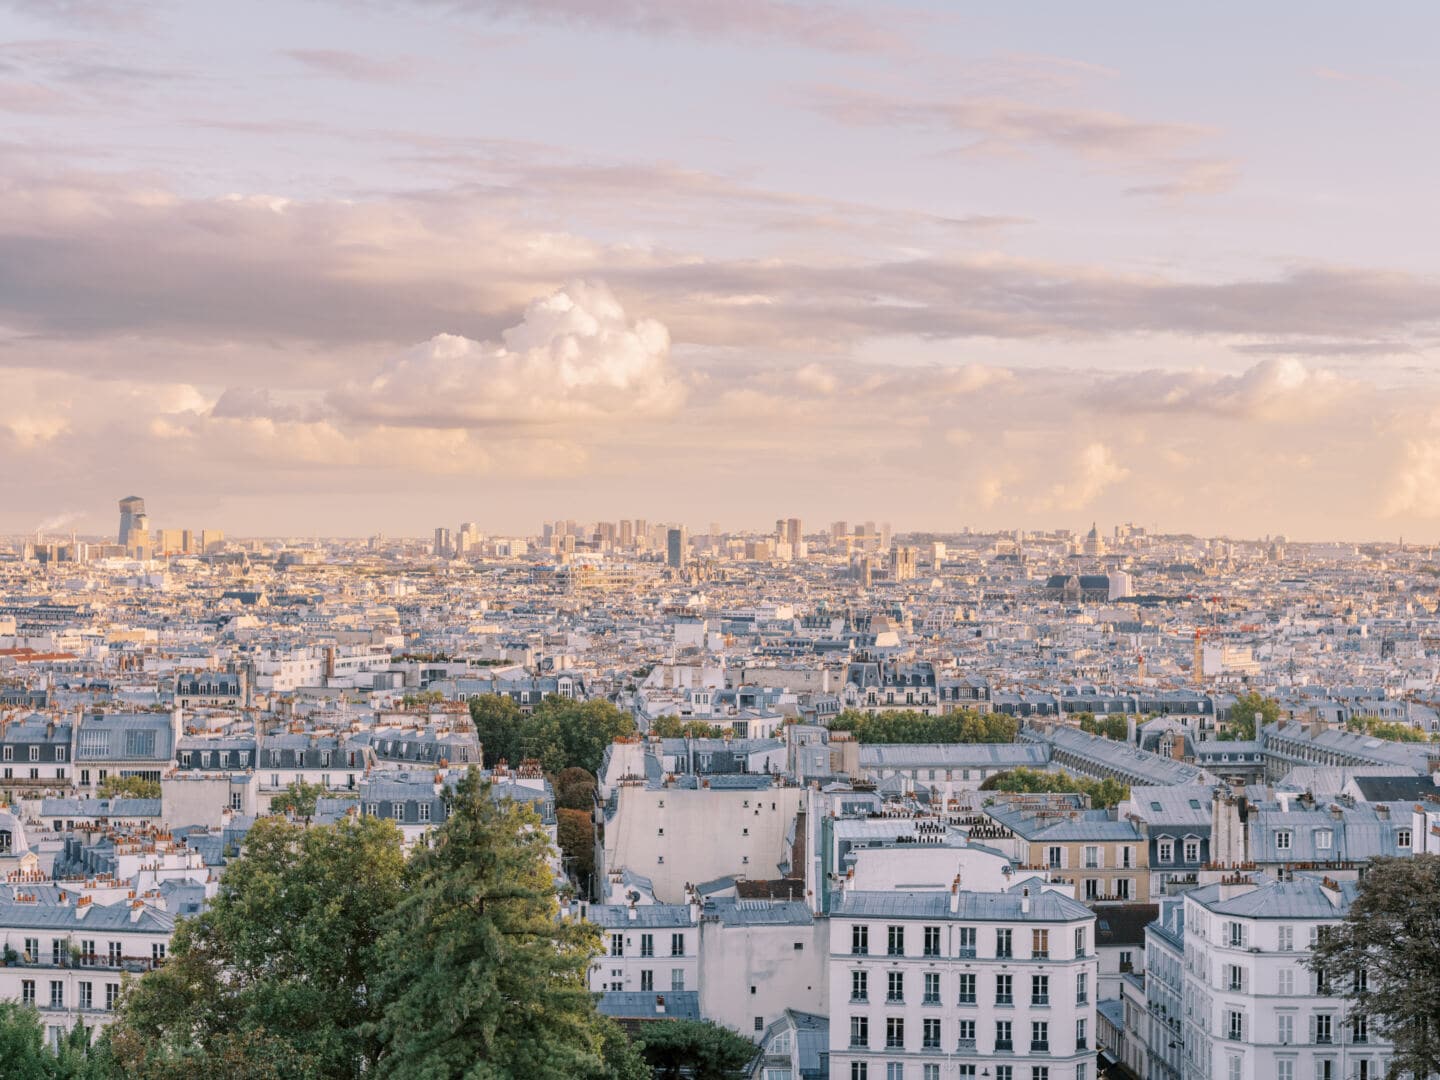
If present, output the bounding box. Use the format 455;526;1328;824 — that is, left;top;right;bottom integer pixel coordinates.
1179;873;1394;1080
987;800;1151;906
829;883;1097;1080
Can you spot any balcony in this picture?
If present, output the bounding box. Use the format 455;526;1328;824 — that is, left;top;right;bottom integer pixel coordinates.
995;1040;1013;1052
996;994;1014;1006
923;995;941;1006
1032;996;1050;1007
956;1038;977;1051
1030;1041;1050;1054
958;947;977;958
849;1037;868;1050
850;994;868;1004
1033;951;1050;960
958;994;977;1006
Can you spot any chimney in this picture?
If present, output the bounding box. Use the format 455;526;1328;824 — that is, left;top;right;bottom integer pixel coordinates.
1020;885;1030;915
627;900;637;921
949;874;961;913
129;900;145;923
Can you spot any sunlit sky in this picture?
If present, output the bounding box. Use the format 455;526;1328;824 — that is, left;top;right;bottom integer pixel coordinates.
2;0;1439;539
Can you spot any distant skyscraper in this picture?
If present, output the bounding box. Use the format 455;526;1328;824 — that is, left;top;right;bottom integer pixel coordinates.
831;521;848;542
434;527;452;558
786;518;802;546
666;526;688;569
118;495;146;547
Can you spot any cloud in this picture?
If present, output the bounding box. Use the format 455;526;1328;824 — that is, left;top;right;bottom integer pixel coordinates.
1385;435;1440;520
398;0;906;54
1088;357;1351;422
330;280;684;426
283;49;411;83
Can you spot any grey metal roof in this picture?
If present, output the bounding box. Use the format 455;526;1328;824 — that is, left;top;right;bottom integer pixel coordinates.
859;743;1049;768
1189;874;1357;919
832;886;1092;923
587;903;694;929
595;990;701;1021
703;898;814;926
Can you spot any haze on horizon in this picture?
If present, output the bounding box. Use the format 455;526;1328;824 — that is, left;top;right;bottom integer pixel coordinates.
1;0;1438;541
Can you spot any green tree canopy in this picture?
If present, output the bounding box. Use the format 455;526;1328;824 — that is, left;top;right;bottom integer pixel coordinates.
96;774;161;800
269;779;327;822
1308;855;1440;1080
468;694;637;774
1078;712;1128;740
638;1019;757;1080
554;766;599;811
1220;691;1279;741
980;766;1130;809
557;806;596;894
828;709;1017;744
649;715;725;739
105;815;406;1078
369;769;642;1079
1343;715;1428;743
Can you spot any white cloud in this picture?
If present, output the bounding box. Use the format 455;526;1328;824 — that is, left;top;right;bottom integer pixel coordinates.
330;281;684;427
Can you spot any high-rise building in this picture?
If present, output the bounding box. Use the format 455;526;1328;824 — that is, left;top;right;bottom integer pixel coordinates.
618;519;634;548
786;518;802;546
666;526;688;569
118;496;146;548
831;520;848;542
433;527;452;558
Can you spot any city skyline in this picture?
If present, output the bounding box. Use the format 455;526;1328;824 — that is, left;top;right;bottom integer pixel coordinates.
2;3;1439;538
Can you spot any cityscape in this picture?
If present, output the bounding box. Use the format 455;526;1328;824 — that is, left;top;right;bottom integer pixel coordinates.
3;2;1440;1079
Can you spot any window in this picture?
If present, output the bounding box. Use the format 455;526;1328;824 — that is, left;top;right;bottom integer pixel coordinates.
152;943;166;963
1227;1010;1244;1041
958;973;976;1004
671;932;685;956
996;1069;1012;1080
640;933;654;957
996;973;1013;1005
1278;925;1294;951
418;804;431;823
1277;1014;1294;1044
923;972;940;1005
1116;878;1132;900
21;980;34;1006
1031;974;1049;1006
1275;830;1292;851
1226;964;1245;992
640;970;653;991
1315;1014;1333;1044
78;982;92;1010
927;1067;943;1080
1398;828;1413;848
852;924;869;955
850;1064;868;1080
852;970;868;1002
995;1020;1013;1051
1030;1020;1049;1052
1227;1058;1242;1080
996;928;1012;958
671;969;685;991
1032;929;1049;959
754;1016;763;1031
80;939;96;966
1;746;9;761
887;925;904;956
1227;922;1247;948
1076;972;1089;1004
1185;838;1200;861
1074;927;1087;955
1084;879;1100;901
1353;1016;1369;1044
850;1016;869;1048
922;1017;940;1049
886;1066;905;1080
1315;829;1333;851
29;745;39;762
957;1018;975;1045
1278;969;1295;995
1275;1061;1294;1080
1046;846;1062;868
1031;1070;1049;1080
1083;845;1100;869
50;981;64;1008
179;751;192;767
610;934;623;957
887;971;904;1003
1076;1018;1088;1050
107;941;121;965
105;984;118;1010
958;926;976;957
923;925;941;956
1122;846;1134;868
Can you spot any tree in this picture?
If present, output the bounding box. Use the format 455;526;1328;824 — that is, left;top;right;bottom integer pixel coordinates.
828;709;1017;744
1078;712;1128;740
269;779;327;823
96;774;161;800
638;1019;757;1080
1344;715;1428;743
369;769;632;1079
533;696;638;776
557;807;596;894
980;767;1129;809
105;815;406;1078
554;766;599;811
649;715;724;739
0;1001;57;1080
1220;691;1279;741
1308;855;1440;1080
469;693;527;768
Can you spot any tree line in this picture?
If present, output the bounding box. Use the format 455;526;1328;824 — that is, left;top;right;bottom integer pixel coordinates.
0;770;755;1079
828;708;1018;743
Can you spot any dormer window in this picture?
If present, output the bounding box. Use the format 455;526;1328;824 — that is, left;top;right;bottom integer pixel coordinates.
1275;830;1292;851
1315;829;1333;851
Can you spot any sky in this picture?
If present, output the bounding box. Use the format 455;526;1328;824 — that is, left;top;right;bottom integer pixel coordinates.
1;1;1439;540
